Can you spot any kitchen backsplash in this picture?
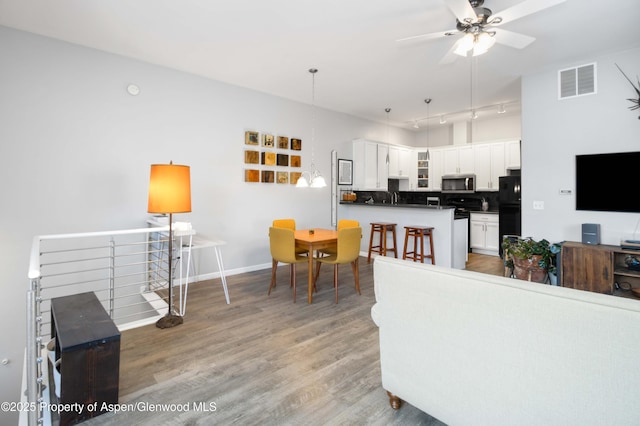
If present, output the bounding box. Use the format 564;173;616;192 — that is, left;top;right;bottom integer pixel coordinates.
349;189;501;211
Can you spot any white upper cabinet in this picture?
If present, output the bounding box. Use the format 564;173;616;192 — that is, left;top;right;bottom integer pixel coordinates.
474;143;506;191
429;149;444;191
505;140;521;169
442;145;474;175
388;145;412;178
352;139;389;190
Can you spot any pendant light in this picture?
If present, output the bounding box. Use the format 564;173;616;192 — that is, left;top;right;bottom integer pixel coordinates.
424;98;432;160
296;68;326;188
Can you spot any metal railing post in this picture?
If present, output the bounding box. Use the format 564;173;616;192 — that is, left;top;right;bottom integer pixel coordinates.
26;278;44;426
109;237;115;318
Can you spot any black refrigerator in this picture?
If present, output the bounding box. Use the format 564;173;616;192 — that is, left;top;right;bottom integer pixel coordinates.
498;176;521;257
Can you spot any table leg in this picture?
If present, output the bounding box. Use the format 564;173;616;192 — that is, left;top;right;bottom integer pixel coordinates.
308;246;314;304
214;247;230;304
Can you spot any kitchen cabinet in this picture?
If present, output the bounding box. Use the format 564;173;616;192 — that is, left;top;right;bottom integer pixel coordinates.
416;150;430;189
415;149;444;191
388;145;412;178
474;143;506;191
352;139;388;190
505;140;521;169
429;149;443;190
470;213;499;256
442;145;474;175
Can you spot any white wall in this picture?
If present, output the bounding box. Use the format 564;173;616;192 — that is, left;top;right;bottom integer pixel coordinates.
0;26;417;422
411;112;521;147
521;46;640;244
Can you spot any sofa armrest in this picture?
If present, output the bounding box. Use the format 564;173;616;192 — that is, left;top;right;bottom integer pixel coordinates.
370;303;380;328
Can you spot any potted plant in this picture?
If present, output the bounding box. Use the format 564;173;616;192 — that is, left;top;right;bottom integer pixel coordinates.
502;237;558;283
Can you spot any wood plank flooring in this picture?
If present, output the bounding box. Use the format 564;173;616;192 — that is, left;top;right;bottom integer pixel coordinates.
84;254;503;426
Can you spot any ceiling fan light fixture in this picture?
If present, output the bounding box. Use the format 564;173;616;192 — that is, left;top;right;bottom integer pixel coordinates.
454;33;475;56
472;31;496;56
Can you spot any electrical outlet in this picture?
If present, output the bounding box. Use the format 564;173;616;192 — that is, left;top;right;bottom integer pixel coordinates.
533;201;544;210
559;189;572;195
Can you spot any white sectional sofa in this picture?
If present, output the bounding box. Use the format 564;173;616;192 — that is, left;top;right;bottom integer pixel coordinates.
371;256;640;426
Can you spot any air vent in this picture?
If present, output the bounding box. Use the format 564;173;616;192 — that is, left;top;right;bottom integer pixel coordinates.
559;63;596;99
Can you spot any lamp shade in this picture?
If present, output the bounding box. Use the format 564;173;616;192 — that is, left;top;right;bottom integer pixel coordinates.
148;163;192;213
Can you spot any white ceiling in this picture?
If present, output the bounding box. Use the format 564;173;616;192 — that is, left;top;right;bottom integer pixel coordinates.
1;0;639;128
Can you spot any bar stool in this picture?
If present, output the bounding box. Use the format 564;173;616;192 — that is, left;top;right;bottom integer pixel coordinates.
402;226;435;264
367;222;398;263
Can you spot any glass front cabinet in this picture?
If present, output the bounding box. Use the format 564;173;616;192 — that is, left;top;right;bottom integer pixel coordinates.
417;151;429;189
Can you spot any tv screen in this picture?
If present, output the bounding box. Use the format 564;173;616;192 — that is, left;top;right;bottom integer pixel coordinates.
576;151;640;213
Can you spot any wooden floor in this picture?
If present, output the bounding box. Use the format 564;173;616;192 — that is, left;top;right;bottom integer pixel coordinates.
85;253;503;426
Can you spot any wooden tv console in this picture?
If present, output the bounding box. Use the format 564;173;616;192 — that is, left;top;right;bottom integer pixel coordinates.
561;241;640;296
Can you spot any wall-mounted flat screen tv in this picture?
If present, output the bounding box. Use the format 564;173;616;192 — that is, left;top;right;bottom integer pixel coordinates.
576;151;640;213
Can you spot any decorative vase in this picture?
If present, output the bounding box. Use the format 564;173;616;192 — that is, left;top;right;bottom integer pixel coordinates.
513;255;548;283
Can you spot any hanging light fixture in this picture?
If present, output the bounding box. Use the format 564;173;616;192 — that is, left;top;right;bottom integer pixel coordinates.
385;107;392;139
439;115;447;124
498;104;506;114
424;99;432;160
296;68;326;188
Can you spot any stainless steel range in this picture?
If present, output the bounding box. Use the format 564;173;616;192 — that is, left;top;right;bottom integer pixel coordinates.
445;197;481;252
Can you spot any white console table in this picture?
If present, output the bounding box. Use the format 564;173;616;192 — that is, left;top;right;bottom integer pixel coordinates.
147;218;230;317
180;235;230;314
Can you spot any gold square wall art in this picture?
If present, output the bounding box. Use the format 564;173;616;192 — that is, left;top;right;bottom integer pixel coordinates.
245;169;260;182
277;154;289;167
290;172;302;185
277;136;289;149
244;150;259;164
262;134;275;148
291;138;302;151
245;131;259;145
276;171;289;184
261;170;274;183
290;155;301;168
261;152;276;165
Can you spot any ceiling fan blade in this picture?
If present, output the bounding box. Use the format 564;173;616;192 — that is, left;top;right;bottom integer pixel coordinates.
438;42;461;65
491;0;566;25
443;0;478;24
396;29;457;43
493;28;536;49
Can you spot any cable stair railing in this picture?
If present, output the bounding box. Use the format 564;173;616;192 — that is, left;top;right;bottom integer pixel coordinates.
23;225;187;426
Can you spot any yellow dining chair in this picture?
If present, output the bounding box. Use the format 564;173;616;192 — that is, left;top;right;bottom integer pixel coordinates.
314;227;362;303
268;227;308;302
272;218;296;230
318;219;360;257
273;218;307;256
337;219;360;230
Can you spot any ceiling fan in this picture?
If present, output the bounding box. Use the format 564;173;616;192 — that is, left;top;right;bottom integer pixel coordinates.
397;0;566;61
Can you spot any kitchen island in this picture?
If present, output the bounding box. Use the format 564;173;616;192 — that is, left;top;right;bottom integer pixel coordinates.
338;202;468;269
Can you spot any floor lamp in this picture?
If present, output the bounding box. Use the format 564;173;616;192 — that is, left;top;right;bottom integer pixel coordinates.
148;162;191;329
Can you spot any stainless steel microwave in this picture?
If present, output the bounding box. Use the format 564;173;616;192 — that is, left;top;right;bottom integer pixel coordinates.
441;174;476;193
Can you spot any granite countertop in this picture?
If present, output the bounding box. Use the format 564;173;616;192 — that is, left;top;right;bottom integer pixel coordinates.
339;202;454;210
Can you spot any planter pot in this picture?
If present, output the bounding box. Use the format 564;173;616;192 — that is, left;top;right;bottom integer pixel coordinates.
513;255;548;283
